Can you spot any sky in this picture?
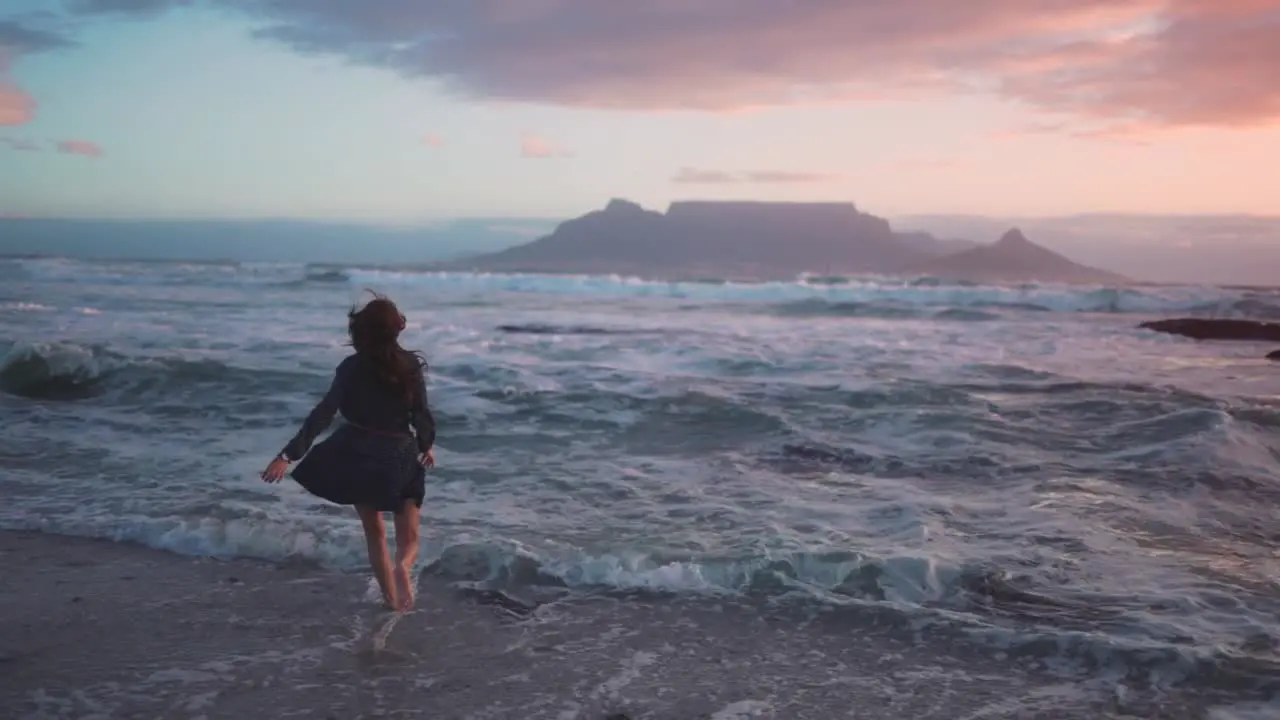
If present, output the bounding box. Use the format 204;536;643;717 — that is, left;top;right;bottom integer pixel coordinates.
1;0;1279;223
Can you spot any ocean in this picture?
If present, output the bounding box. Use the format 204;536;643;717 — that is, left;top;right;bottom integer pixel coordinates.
2;255;1280;717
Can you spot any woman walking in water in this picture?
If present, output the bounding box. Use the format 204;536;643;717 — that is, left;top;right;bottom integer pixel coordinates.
261;294;435;611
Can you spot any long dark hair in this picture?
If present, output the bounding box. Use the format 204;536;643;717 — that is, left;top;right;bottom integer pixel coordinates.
347;292;425;406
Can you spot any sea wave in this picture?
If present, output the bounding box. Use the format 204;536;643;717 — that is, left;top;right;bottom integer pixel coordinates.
0;341;319;402
301;265;351;283
0;301;56;313
337;269;1280;319
5;506;1277;695
7;256;1280;318
6;251;1280;709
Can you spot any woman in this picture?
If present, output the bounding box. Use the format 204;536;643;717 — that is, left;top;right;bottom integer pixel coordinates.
261;294;436;611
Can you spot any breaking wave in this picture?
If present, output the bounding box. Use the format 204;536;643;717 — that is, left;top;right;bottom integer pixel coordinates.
0;341;318;402
6;256;1280;318
7;505;1278;696
328;270;1280;320
6;253;1280;704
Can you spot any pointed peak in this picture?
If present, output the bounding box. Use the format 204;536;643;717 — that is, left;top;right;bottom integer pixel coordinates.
603;198;644;213
996;227;1032;247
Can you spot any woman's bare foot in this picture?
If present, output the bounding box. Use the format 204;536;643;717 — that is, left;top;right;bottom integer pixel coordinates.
381;589;399;611
392;565;415;611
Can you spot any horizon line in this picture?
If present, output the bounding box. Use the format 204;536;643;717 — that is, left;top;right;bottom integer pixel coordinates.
4;209;1280;224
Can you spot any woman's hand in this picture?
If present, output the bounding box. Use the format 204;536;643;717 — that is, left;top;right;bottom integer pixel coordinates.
420;449;435;469
261;456;290;483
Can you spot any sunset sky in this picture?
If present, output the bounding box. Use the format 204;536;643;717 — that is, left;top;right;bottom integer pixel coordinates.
2;0;1279;221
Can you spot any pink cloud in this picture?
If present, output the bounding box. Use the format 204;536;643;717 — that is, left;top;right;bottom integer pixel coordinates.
204;0;1275;129
673;167;836;184
672;167;738;184
0;82;35;126
56;139;104;158
1;21;75;127
892;159;959;170
46;1;1280;129
520;133;570;159
990;117;1157;145
422;133;444;148
743;170;837;184
0;54;35;127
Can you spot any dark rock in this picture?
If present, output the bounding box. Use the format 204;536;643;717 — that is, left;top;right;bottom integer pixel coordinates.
1139;318;1280;342
1267;349;1280;361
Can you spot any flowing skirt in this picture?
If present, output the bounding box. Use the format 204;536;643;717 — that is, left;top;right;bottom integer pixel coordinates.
290;424;425;512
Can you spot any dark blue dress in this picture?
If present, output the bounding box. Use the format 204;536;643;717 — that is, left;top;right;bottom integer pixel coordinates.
280;353;436;512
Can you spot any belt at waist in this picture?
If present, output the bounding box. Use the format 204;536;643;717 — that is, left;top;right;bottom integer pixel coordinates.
344;421;413;439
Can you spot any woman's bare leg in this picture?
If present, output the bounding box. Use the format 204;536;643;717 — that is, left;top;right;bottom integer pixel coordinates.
356;505;397;610
392;500;421;610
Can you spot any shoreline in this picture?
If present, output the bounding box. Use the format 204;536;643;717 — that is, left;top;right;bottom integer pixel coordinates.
1;530;1265;719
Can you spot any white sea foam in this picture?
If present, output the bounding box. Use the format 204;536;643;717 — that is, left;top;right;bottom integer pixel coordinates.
0;340;116;383
3;255;1279;705
16;255;1272;316
344;268;1262;316
0;301;55;312
1;497;1266;694
1208;699;1280;720
710;700;775;719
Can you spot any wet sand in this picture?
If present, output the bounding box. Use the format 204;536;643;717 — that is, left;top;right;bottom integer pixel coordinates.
0;531;1260;719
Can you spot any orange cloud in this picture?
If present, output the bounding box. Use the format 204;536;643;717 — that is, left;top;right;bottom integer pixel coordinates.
56;139;104;158
0;53;35;126
0;80;34;126
0;20;75;126
520;133;570;159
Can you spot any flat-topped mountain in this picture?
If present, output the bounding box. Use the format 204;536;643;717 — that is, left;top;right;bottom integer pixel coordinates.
444;200;1123;284
443;199;969;280
900;229;1129;285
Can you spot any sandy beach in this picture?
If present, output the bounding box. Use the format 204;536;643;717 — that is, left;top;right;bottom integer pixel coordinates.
3;530;1269;720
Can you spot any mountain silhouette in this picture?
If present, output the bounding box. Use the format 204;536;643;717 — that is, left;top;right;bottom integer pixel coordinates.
902;229;1129;284
445;201;1125;284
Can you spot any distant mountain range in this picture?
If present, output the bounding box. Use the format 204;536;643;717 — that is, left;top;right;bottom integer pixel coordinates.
0;217;557;264
443;199;1127;284
896;213;1280;286
4;208;1276;285
902;229;1127;285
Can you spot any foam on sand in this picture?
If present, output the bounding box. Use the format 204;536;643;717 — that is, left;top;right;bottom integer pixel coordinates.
0;531;1255;719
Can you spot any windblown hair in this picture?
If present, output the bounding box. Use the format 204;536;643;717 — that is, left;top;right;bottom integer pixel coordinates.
347;292;425;406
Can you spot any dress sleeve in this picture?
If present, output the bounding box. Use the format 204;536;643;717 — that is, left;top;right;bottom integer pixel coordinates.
280;365;345;460
410;366;436;454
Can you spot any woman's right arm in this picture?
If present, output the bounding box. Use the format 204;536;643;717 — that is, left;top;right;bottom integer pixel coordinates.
279;363;347;462
263;361;346;482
